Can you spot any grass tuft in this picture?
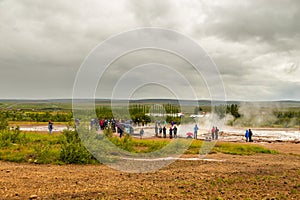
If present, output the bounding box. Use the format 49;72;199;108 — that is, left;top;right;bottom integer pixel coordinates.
214;142;278;155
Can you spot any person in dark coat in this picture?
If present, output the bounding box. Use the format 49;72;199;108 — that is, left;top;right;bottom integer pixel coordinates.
119;124;124;138
169;126;173;139
163;126;167;138
48;120;53;134
215;127;219;140
159;126;162;137
249;129;253;142
173;126;178;138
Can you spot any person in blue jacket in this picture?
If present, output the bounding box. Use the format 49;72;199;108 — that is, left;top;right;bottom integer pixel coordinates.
194;124;199;139
245;129;249;142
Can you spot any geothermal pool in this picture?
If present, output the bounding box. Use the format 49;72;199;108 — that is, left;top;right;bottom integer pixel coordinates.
18;124;300;142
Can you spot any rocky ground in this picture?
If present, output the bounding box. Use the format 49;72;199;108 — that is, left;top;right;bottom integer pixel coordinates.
1;142;300;199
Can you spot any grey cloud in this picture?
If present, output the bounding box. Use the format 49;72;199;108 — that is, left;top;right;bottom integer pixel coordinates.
202;0;300;42
95;49;211;99
0;0;299;100
127;0;176;27
213;55;251;77
0;0;136;99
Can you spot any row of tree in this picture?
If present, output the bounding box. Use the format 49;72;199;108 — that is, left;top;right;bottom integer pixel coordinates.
0;110;73;122
95;104;181;124
214;104;241;119
274;111;300;126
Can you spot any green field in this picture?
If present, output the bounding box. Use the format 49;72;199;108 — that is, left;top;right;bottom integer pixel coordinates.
0;128;278;164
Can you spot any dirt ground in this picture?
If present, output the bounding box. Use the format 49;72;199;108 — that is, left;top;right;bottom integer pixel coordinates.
1;142;300;200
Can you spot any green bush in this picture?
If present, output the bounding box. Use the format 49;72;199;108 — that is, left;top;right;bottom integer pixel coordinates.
59;130;96;164
0;127;27;147
109;133;134;152
0;113;8;130
32;143;59;164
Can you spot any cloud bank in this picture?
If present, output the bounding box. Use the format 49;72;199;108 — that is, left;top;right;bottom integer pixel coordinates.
0;0;299;100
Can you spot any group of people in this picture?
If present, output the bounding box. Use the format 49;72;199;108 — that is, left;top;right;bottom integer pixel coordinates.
90;118;133;138
211;126;219;140
194;125;219;140
153;123;178;139
91;118;117;132
245;129;253;142
49;118;255;143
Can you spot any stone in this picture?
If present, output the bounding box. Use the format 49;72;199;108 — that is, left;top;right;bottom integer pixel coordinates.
29;194;38;199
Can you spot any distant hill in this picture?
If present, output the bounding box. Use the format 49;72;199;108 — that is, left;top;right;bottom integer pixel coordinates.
0;99;299;107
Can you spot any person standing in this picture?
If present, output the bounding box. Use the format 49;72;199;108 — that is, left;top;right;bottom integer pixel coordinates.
249;129;253;142
90;119;94;130
211;126;215;140
155;123;158;137
163;126;167;138
169;126;173;139
215;127;219;140
119;124;124;138
48;120;53;134
159;126;162;137
173;125;178;138
245;129;249;142
75;118;80;128
140;128;144;139
194;124;199;139
100;119;104;130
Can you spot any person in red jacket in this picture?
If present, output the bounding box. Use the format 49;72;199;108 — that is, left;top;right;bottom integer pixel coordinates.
211;126;215;140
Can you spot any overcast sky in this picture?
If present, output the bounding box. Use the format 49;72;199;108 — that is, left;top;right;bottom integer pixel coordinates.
0;0;299;101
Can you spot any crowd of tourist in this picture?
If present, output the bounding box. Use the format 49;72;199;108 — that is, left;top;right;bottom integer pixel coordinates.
73;118;254;142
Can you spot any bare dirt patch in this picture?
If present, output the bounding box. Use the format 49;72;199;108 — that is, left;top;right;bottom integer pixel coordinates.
1;143;300;199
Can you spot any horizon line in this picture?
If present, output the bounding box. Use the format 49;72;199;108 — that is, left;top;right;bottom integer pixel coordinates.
0;98;299;102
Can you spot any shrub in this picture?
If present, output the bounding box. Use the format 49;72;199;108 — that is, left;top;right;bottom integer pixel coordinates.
59;130;96;164
0;127;27;147
32;143;59;164
109;133;134;152
0;114;8;130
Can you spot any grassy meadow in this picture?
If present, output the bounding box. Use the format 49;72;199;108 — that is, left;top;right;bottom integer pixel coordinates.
0;99;298;164
0;129;278;164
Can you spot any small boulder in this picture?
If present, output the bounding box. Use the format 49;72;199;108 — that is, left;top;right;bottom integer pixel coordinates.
29;194;38;199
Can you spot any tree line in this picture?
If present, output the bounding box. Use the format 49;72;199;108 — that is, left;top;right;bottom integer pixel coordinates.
95;104;181;124
0;110;73;122
274;110;300;126
214;104;241;119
